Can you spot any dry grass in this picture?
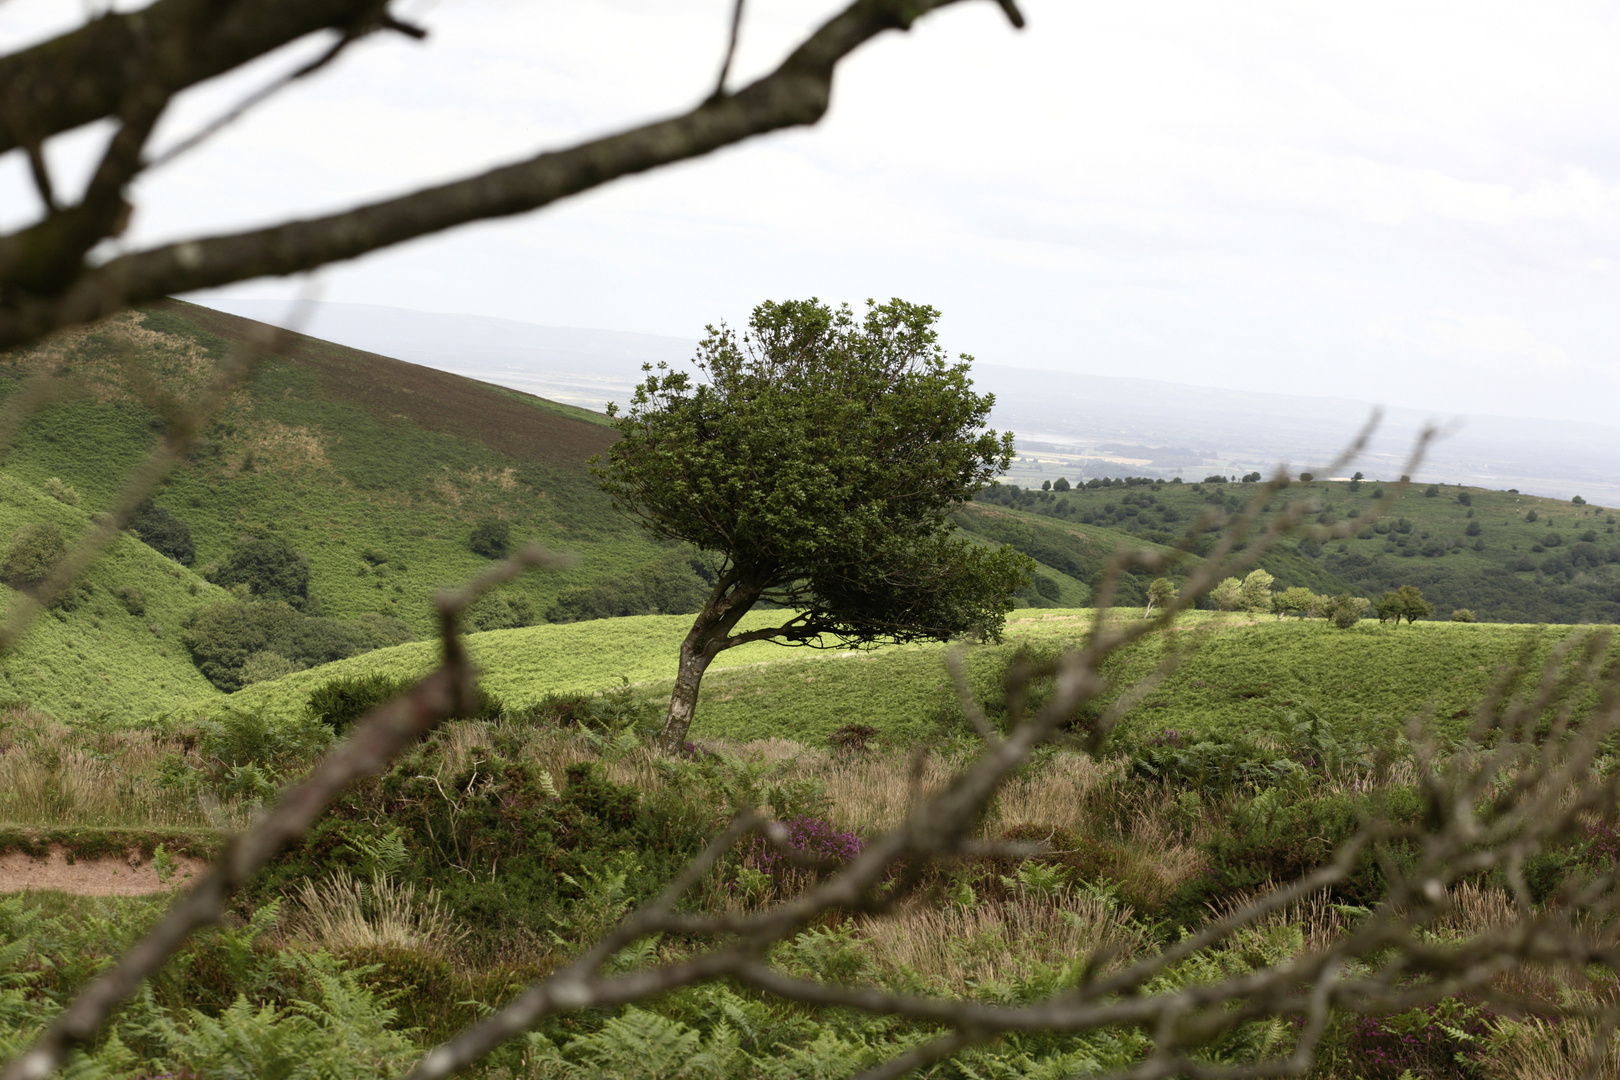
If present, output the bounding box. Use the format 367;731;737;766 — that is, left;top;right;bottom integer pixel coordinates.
287;869;466;955
860;894;1149;996
0;710;249;829
1481;1016;1620;1080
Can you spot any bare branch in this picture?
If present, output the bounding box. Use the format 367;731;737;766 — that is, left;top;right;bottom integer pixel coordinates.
710;0;747;101
0;0;1027;349
0;0;397;157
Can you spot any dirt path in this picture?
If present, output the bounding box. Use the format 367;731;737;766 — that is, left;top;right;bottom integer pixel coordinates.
0;845;209;896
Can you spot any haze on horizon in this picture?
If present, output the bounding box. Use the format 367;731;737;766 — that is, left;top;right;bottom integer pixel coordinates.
2;1;1616;426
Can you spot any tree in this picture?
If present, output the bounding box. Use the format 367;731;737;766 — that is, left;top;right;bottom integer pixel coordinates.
1273;585;1315;619
130;498;195;566
1209;576;1244;611
1145;577;1176;616
1425;484;1441;497
1238;567;1275;613
1325;593;1369;628
468;518;511;559
208;536;311;608
1377;584;1433;626
1041;479;1051;491
1457;491;1471;506
1052;477;1071;492
593;298;1032;748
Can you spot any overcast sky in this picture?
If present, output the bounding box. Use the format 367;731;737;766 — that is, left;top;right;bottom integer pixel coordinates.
4;1;1618;425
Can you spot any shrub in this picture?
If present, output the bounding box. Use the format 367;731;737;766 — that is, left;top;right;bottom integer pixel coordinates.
2;522;65;588
1456;491;1471;506
829;723;880;756
45;476;80;506
744;815;864;886
1424;484;1439;497
130;497;195;565
467;591;535;631
347;611;414;650
1450;608;1477;623
307;671;503;732
545;555;711;623
240;650;298;685
209;536;311;607
1526;509;1539;523
469;518;511;559
114;585;146;616
182;601;373;692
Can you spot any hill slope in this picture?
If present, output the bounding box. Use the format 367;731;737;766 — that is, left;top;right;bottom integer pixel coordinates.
225;607;1609;748
0;301;692;643
0;473;227;717
979;477;1620;622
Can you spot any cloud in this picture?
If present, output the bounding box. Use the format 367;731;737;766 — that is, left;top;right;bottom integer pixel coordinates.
5;0;1619;425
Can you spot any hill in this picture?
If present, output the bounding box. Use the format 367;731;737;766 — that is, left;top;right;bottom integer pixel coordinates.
0;302;704;636
977;476;1620;622
0;473;228;716
219;606;1605;751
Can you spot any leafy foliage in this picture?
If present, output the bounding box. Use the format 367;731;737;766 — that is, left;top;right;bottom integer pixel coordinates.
182;601;375;692
468;518;511;559
2;521;65;588
594;298;1032;651
208;536;312;608
130;498;195;566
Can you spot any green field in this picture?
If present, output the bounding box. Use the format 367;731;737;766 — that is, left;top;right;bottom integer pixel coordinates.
216;606;1610;750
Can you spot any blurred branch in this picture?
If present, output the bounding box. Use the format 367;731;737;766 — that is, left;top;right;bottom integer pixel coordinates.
0;0;1026;348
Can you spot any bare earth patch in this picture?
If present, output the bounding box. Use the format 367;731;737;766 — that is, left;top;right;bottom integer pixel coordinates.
0;845;208;896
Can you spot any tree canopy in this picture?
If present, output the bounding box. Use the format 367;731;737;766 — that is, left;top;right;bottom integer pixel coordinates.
594;297;1032;745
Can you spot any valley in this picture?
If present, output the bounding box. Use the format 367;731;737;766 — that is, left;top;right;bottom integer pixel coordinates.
1;303;1616;1080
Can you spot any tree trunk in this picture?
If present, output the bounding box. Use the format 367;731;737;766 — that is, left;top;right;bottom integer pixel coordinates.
661;633;716;753
658;575;760;752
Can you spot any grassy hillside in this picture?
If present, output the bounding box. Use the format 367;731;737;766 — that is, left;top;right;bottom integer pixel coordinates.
222;606;1608;750
979;476;1620;621
0;473;227;717
0;302;684;640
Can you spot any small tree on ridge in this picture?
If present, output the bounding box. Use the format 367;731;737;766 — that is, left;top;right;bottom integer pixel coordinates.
594;298;1032;748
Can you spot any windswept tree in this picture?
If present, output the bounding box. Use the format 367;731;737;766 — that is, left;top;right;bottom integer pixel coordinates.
1145;577;1176;617
594;298;1032;748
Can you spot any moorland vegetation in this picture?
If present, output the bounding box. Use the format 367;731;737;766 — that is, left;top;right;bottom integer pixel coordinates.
15;3;1618;1074
978;473;1620;622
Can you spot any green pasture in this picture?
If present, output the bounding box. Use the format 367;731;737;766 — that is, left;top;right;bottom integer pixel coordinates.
219;607;1614;749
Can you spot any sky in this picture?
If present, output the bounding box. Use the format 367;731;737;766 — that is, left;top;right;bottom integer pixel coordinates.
3;1;1618;425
